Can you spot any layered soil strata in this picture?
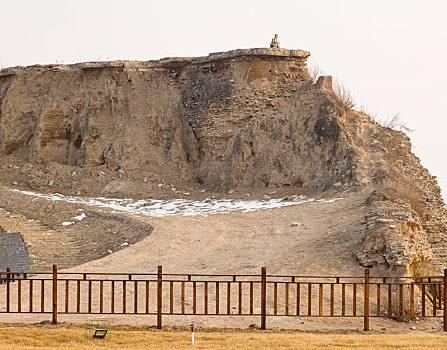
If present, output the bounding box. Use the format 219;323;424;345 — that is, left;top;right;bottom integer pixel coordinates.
0;48;446;275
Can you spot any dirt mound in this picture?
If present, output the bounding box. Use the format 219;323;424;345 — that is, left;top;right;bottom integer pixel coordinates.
0;186;153;271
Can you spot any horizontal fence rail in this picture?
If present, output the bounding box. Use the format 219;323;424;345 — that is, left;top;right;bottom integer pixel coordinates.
0;266;446;331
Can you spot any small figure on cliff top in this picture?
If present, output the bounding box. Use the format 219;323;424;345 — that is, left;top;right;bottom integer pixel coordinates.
270;34;279;48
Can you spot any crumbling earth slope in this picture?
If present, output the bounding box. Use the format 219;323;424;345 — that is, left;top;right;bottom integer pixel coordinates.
0;48;446;276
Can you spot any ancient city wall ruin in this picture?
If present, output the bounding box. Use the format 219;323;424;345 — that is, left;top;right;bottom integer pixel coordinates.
0;48;446;276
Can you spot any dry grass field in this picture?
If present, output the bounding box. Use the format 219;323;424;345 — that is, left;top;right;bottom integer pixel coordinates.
0;323;447;349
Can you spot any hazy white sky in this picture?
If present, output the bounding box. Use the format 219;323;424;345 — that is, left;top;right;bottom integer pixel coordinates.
1;0;447;196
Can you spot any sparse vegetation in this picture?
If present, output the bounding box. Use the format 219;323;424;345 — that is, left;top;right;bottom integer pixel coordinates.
410;258;434;278
334;79;355;110
352;98;412;137
307;61;356;112
381;181;426;219
0;323;446;349
307;60;321;83
381;114;413;133
358;101;378;119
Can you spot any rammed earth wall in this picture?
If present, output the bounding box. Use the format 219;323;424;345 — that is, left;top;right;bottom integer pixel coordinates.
0;48;446;275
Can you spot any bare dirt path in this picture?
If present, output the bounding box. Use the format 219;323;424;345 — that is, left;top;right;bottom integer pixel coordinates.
69;190;367;276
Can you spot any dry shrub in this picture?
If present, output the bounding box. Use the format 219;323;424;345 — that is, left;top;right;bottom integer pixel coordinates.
410;258;433;278
306;62;355;111
357;101;378;119
334;80;355;110
307;60;321;83
410;259;443;319
381;181;426;219
381;114;413;133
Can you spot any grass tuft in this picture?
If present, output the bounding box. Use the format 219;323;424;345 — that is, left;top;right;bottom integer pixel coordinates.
307;60;321;83
381;181;425;219
334;80;355;111
381;114;413;133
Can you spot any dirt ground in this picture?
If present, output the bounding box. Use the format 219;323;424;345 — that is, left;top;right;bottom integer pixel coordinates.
1;188;444;333
63;189;367;276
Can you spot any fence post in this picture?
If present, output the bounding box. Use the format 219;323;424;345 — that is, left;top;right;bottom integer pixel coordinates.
6;267;10;313
52;264;58;324
157;265;163;329
364;269;370;331
261;267;267;330
444;269;447;332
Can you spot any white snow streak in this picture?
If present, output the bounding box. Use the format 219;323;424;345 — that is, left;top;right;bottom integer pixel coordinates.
9;189;343;218
61;221;74;226
72;212;86;221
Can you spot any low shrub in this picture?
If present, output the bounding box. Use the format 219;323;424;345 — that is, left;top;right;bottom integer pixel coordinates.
381;181;425;219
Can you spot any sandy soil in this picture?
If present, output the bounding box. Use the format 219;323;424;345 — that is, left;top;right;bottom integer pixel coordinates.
68;190;367;276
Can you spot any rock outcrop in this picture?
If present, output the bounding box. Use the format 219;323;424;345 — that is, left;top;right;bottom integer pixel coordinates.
356;191;433;275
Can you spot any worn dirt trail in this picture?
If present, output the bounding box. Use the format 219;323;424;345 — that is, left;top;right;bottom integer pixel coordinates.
70;191;366;276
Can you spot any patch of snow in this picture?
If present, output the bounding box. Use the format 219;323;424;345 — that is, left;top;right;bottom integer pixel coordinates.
316;198;344;203
61;221;74;226
72;213;86;221
8;188;343;219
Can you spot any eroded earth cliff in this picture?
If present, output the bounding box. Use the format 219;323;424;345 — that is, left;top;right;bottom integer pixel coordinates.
0;48;446;276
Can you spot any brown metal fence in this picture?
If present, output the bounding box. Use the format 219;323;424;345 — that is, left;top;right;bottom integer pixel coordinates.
0;266;446;331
